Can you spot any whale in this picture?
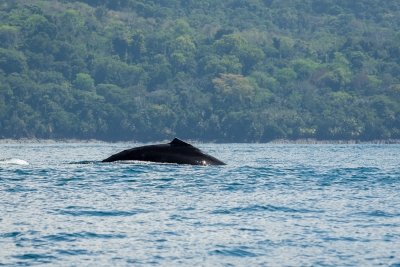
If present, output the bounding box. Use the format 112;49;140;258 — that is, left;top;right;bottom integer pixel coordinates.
102;138;226;166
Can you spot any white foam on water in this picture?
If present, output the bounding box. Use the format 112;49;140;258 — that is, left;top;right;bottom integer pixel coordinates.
0;158;29;165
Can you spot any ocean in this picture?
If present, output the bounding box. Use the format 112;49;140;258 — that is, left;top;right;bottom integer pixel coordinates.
1;142;400;266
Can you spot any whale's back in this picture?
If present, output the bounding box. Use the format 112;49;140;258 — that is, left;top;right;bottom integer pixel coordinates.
102;138;225;166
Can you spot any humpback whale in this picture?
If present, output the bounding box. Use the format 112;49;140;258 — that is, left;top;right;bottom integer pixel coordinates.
102;138;226;166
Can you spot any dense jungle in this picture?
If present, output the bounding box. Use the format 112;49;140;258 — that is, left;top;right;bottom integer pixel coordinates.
0;0;400;141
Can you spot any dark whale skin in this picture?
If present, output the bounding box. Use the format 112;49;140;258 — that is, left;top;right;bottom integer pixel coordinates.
102;138;226;166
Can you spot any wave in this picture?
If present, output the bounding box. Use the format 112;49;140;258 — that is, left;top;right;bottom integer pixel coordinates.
68;160;99;165
0;158;29;165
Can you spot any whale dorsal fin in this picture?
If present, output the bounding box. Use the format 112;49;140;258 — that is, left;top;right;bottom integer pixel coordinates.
169;138;192;147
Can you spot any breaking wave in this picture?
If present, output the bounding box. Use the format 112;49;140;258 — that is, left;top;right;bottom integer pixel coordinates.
0;158;29;165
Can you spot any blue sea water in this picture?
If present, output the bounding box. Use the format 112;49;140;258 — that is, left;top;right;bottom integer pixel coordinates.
1;142;400;266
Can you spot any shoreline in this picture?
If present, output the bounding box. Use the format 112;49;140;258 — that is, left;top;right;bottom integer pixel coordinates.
269;138;400;144
1;138;400;144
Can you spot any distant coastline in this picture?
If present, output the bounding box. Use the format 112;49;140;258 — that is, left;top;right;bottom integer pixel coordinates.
269;139;400;144
1;138;400;144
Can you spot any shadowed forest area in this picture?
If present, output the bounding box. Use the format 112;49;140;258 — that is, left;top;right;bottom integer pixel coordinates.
1;0;400;142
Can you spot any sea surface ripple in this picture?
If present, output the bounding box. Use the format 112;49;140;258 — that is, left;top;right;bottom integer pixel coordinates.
1;143;400;266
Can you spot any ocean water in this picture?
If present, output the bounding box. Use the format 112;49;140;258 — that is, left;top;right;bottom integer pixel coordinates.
1;142;400;266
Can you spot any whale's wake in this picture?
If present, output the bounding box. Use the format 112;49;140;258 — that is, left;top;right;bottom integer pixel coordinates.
0;158;29;165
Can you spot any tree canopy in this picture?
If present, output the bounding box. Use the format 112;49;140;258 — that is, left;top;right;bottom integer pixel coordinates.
1;0;400;141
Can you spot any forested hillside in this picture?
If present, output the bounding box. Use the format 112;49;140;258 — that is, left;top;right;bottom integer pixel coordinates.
1;0;400;141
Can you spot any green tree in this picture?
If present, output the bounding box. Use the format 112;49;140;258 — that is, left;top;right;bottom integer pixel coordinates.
74;73;95;91
214;34;248;55
320;68;352;91
60;9;85;34
171;19;195;37
0;48;26;74
275;68;297;86
24;14;56;38
200;55;242;75
237;45;265;74
212;73;255;108
291;59;320;80
0;25;19;48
